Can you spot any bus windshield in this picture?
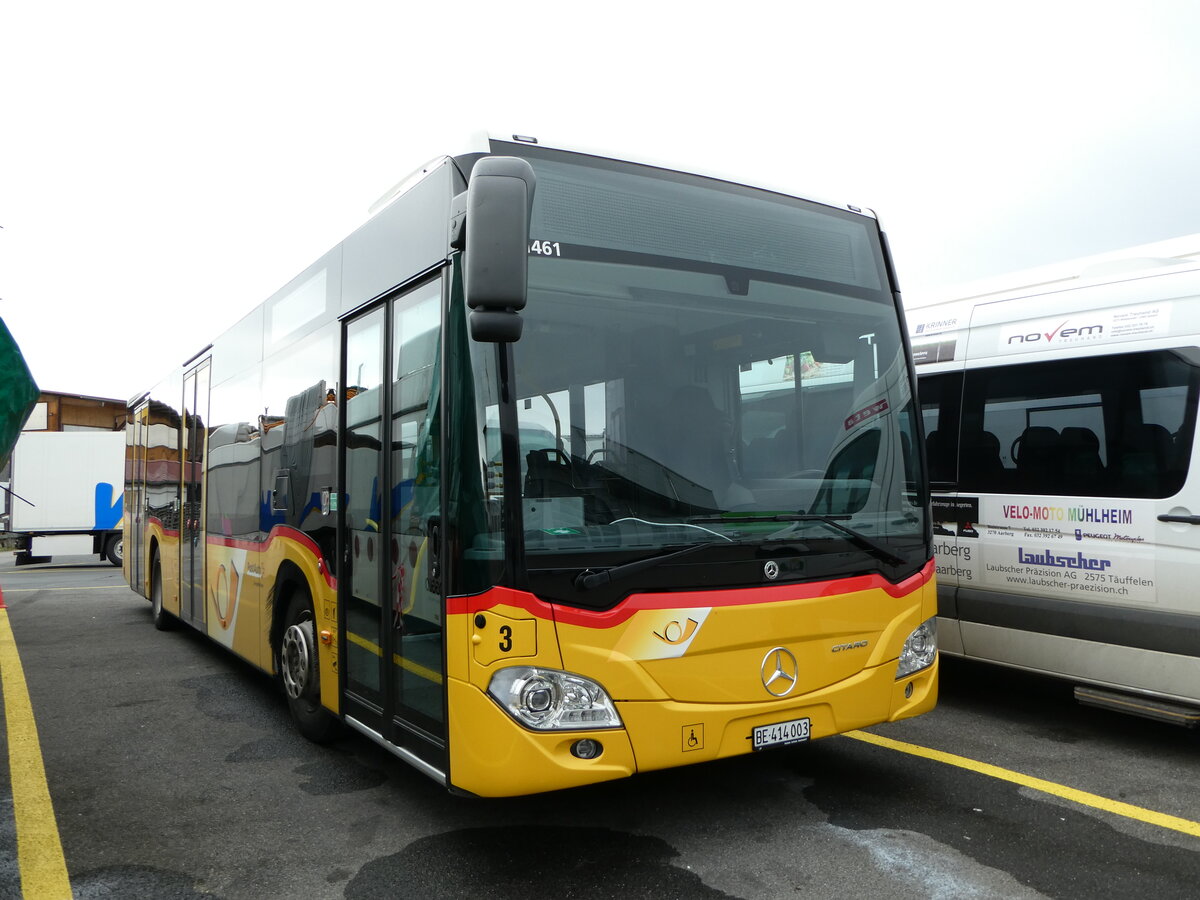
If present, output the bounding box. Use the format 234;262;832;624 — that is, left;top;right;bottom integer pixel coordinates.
473;146;927;600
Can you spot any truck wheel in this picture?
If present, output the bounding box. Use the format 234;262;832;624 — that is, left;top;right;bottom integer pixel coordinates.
105;533;123;567
151;551;174;631
278;587;340;743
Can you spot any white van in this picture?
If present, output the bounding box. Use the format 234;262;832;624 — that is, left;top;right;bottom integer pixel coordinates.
907;236;1200;724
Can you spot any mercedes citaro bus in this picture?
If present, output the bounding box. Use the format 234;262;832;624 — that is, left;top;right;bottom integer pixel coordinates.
124;133;937;796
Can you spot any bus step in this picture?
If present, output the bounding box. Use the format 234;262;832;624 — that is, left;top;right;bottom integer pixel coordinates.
1074;686;1200;728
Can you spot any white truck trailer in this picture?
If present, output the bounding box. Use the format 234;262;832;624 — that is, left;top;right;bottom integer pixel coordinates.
2;430;125;566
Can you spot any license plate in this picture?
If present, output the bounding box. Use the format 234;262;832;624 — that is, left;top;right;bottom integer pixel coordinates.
752;717;811;750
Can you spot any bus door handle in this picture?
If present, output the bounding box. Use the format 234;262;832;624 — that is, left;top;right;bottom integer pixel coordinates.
1157;514;1200;525
425;517;442;594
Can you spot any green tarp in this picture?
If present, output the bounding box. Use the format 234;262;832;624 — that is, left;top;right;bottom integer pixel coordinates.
0;317;39;470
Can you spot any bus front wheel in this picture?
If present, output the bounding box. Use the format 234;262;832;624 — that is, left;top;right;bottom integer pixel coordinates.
279;589;340;743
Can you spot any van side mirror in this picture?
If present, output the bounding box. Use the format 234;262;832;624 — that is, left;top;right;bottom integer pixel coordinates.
464;157;536;343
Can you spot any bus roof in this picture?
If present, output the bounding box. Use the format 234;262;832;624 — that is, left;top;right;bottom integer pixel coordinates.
469;131;879;220
363;131;880;253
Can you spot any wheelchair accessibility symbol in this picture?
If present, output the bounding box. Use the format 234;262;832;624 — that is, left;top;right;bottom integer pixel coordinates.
683;723;704;752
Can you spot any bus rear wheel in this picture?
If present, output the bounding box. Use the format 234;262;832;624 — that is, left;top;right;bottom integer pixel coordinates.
151;551;174;631
279;588;340;743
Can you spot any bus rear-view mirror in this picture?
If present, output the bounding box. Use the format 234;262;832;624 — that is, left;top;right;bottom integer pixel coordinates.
464;156;537;343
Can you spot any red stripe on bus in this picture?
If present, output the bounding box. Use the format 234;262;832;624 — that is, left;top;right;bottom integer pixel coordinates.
142;522;335;589
207;525;321;555
146;516;180;539
147;519;328;572
447;559;934;629
207;526;336;589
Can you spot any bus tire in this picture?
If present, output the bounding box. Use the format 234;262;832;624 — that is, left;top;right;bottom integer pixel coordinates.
279;588;340;743
150;551;174;631
104;533;123;567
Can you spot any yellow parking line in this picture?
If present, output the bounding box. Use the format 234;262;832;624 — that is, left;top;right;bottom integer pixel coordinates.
847;729;1200;838
0;601;73;898
3;586;125;593
0;570;112;577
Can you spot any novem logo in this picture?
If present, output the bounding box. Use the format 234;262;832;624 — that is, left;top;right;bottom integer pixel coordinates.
1007;320;1104;345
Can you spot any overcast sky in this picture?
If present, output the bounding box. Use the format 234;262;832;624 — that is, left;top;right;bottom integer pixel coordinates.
3;1;1199;402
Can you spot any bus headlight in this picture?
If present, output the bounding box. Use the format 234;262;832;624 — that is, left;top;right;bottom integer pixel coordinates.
487;666;623;731
896;618;937;679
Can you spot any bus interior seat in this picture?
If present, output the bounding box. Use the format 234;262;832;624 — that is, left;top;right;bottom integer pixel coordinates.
745;417;800;477
524;447;577;498
1013;425;1062;492
1060;426;1105;491
742;434;774;477
958;429;1004;487
661;386;734;489
524;446;630;523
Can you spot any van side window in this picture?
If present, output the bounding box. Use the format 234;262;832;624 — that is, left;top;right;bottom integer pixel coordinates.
958;349;1199;499
917;372;962;486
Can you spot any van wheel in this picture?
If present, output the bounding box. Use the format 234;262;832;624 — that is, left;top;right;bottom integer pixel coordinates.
279;587;340;743
151;552;174;631
105;533;123;567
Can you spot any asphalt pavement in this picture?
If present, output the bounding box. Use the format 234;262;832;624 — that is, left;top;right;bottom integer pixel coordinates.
2;553;1198;899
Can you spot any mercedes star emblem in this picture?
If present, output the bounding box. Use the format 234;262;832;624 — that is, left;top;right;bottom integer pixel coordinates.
760;647;799;697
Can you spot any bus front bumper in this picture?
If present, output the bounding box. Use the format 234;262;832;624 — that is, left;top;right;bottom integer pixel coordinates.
446;656;936;797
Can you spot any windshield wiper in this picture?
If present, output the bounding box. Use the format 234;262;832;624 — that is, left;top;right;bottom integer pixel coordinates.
687;513;906;568
574;541;720;592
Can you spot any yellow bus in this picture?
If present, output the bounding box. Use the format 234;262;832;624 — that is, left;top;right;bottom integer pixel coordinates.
124;134;937;796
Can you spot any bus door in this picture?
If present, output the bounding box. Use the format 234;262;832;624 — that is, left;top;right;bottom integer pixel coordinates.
180;360;210;627
340;278;445;776
129;401;149;592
